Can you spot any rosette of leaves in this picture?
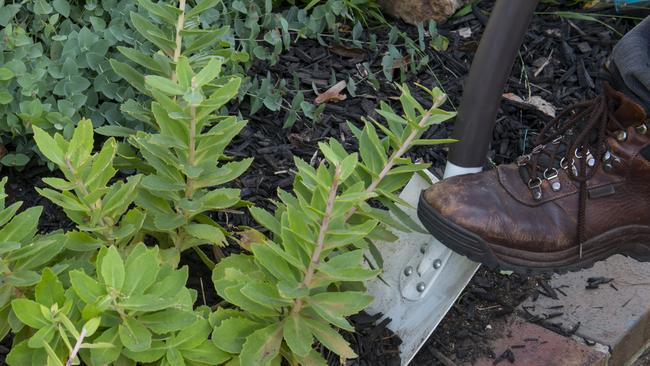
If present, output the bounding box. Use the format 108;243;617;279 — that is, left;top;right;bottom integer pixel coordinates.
32;119;144;249
6;244;221;366
130;55;251;261
211;85;455;365
0;0;143;167
6;268;105;366
0;178;66;341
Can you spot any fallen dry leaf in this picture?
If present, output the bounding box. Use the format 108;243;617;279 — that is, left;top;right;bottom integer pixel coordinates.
328;45;366;59
315;80;347;105
503;93;556;118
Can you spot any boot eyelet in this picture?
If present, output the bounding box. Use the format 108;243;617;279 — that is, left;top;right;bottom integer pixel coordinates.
560;157;569;170
635;123;647;135
574;147;590;159
528;177;542;188
528;178;543;201
603;151;611;161
603;163;613;172
545;169;562;192
543;168;558;180
616;130;628;142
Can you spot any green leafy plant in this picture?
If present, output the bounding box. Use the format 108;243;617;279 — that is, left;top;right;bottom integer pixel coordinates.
108;0;252;263
7;268;105;366
0;0;144;167
32;119;144;249
0;178;65;341
105;0;246;135
132;56;250;261
211;85;456;365
283;0;385;25
6;244;218;366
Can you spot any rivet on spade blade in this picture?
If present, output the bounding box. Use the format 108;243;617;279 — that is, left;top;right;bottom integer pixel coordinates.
433;259;442;269
404;266;413;276
420;245;427;254
416;282;426;292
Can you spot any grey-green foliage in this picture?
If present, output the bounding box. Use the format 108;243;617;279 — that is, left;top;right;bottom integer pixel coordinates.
217;0;449;127
216;0;365;121
282;0;385;25
0;0;145;167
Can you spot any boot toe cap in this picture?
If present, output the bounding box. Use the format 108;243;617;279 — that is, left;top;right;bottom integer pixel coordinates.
421;170;573;252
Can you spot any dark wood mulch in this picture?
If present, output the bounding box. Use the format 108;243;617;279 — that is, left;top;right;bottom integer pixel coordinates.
2;1;647;365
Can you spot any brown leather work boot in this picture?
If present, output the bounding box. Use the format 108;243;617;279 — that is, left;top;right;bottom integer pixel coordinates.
417;85;650;273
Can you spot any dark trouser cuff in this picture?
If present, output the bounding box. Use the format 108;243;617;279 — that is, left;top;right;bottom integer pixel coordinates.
610;16;650;114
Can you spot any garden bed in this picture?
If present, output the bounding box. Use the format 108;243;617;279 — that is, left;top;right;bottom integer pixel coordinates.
0;0;647;365
212;3;640;364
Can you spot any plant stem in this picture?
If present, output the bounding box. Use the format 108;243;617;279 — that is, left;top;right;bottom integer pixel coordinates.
344;110;432;221
65;327;86;366
65;158;94;206
186;105;197;199
171;0;186;82
289;110;432;315
291;165;341;315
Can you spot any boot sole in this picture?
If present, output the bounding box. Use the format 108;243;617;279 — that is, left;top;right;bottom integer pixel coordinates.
417;193;650;275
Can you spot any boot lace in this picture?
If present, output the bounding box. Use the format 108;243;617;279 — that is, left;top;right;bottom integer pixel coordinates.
517;92;628;257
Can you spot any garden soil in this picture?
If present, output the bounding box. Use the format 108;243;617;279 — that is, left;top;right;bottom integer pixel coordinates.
1;1;647;365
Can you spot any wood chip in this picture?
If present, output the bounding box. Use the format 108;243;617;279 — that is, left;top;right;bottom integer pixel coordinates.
328;45;366;59
458;27;472;39
503;93;556;118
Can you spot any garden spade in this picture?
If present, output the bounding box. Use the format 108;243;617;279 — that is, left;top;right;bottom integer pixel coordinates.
365;1;539;364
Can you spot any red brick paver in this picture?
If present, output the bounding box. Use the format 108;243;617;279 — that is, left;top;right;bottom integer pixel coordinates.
474;316;608;366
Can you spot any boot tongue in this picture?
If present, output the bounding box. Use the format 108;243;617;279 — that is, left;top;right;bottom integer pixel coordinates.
604;83;647;129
